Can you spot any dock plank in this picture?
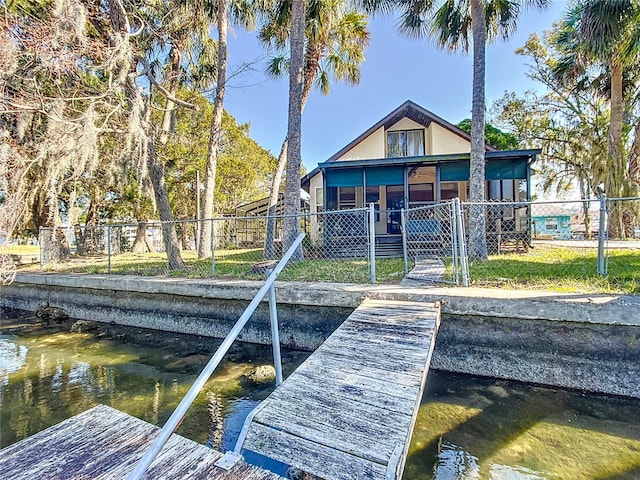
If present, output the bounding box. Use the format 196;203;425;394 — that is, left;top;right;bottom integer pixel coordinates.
254;382;412;462
0;404;282;480
242;298;441;480
245;423;387;480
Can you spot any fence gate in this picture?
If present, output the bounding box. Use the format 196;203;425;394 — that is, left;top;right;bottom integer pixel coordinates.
401;199;468;286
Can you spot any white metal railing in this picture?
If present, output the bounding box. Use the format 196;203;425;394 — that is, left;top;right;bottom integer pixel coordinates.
126;233;306;480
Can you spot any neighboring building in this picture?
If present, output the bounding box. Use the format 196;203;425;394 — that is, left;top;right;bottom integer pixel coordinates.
302;100;540;254
531;203;573;240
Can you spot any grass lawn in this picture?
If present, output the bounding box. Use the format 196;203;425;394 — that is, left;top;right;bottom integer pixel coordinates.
14;244;640;294
469;244;640;294
3;245;40;255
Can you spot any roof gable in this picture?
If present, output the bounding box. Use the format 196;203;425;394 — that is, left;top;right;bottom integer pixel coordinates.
326;100;496;162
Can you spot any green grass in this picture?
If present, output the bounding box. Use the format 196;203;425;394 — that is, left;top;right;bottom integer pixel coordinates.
26;249;397;284
2;245;40;255
468;244;640;294
17;244;640;294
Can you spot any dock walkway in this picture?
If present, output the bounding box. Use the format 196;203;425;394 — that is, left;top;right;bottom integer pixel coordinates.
0;404;282;480
1;298;440;479
241;298;441;480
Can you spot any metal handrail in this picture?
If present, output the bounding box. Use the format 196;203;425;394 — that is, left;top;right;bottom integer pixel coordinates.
126;233;306;480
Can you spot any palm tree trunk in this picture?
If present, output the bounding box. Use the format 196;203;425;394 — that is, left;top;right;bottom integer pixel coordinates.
264;52;318;259
198;0;227;259
468;0;488;260
607;62;625;238
282;0;306;260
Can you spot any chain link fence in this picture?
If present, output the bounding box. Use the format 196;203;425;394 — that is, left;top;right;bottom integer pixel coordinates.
38;207;378;283
34;196;640;291
461;196;640;290
401;201;467;284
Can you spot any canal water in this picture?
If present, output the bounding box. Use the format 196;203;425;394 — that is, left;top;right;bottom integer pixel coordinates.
1;311;639;479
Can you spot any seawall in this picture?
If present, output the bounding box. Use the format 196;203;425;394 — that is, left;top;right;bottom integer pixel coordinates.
2;273;639;398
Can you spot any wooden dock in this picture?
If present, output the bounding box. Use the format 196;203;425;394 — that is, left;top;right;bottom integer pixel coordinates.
241;298;441;480
0;404;282;480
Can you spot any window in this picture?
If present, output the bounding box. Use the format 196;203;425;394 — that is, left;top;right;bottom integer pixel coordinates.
387;130;425;157
408;165;435;206
488;180;517;201
315;187;324;213
408;184;434;204
338;187;360;210
440;182;459;201
365;186;379;203
545;218;559;231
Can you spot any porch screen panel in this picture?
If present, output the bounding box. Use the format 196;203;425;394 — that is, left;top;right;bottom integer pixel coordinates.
365;166;403;186
486;158;527;180
440;161;469;181
325;168;364;187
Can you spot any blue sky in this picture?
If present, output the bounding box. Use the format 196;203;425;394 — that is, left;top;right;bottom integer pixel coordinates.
224;2;567;171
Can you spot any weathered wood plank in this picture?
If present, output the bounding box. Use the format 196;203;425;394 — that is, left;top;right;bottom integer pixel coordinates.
253;382;413;459
293;352;421;388
290;364;420;413
0;405;282;480
244;423;387;480
327;325;435;352
243;298;441;480
317;341;429;377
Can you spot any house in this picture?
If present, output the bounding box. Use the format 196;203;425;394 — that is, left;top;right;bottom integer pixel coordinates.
531;203;574;240
301;100;540;255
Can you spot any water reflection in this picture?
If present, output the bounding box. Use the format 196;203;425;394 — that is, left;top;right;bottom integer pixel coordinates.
433;442;550;480
0;313;309;449
0;339;27;386
406;371;640;480
3;313;640;479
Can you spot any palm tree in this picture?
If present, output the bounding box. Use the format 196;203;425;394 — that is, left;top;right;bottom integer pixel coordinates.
553;0;640;238
282;0;306;258
198;0;258;259
360;0;549;259
260;0;370;259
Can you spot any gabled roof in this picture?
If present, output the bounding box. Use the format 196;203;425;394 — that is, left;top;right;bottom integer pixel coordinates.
326;100;497;163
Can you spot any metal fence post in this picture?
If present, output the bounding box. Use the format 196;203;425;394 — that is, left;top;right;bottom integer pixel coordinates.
401;208;408;275
450;202;460;285
266;268;283;386
369;203;376;284
107;225;112;274
454;198;469;287
38;227;43;270
597;193;607;276
210;218;215;276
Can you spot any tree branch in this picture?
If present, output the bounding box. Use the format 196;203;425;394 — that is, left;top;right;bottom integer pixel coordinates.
137;57;199;110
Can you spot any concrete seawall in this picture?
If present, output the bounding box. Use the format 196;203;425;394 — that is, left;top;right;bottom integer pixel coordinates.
2;273;639;398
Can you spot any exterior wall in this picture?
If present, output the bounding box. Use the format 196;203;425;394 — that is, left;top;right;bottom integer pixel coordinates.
337;127;385;160
309;173;323;214
430;123;471;154
532;215;571;239
308;173;324;244
334;118;470;160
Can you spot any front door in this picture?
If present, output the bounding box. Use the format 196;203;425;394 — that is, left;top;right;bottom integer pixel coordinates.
386;185;404;234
